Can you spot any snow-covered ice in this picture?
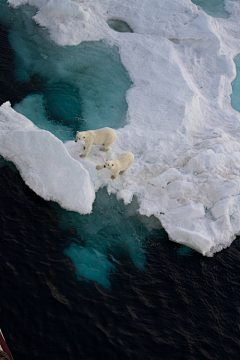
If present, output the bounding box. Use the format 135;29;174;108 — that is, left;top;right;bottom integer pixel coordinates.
2;0;240;255
0;102;95;214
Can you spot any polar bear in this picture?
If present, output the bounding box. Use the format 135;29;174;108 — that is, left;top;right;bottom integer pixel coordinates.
96;152;134;179
75;127;117;158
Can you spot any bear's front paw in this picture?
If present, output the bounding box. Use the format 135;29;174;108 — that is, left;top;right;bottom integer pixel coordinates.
80;154;86;158
96;165;102;170
111;175;116;180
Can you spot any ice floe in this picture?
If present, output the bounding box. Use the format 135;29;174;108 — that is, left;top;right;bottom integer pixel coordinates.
3;0;240;256
0;102;95;214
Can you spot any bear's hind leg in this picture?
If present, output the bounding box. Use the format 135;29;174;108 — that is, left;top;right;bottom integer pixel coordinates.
119;170;126;175
100;140;114;152
100;143;109;152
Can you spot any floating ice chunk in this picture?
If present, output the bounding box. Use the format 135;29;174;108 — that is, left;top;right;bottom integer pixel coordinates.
169;228;213;255
150;168;181;188
0;102;95;214
0;129;95;214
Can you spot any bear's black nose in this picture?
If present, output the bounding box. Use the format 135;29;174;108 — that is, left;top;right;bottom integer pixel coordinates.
104;165;106;168
75;140;77;142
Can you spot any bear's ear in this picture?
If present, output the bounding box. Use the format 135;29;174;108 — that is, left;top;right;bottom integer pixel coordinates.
106;159;108;161
77;131;79;133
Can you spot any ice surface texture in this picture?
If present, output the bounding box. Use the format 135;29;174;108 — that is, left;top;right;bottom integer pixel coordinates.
0;102;95;213
3;0;240;256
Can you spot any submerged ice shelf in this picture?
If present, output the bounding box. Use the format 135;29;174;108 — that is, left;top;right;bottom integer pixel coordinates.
2;0;240;259
53;188;161;289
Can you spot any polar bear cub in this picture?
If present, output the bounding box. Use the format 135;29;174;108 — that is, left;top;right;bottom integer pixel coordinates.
96;152;134;179
75;127;117;158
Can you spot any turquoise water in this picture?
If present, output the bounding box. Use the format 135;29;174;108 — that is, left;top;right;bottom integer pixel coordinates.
13;37;131;137
14;94;75;141
191;0;229;18
231;54;240;112
52;190;162;289
0;2;132;140
0;1;166;288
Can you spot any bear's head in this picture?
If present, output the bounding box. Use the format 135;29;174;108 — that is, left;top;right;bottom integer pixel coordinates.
104;159;115;169
75;131;88;142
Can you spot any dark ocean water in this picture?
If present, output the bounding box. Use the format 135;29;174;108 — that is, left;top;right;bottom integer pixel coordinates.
1;11;240;360
1;164;240;360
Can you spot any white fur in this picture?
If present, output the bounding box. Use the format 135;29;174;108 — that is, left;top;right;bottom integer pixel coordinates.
75;127;117;158
96;152;134;179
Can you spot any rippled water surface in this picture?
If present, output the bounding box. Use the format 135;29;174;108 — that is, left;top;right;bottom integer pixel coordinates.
1;165;240;360
0;1;240;360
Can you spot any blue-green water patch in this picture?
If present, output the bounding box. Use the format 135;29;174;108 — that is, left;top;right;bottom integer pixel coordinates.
52;188;162;289
64;245;115;289
14;94;75;141
175;244;196;257
231;54;240;112
0;1;132;140
191;0;229;18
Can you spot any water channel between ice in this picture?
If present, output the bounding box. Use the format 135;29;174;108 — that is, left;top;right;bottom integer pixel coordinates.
191;0;229;18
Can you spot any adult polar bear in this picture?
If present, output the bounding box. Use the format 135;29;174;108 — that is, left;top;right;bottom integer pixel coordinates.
75;127;117;158
96;152;134;179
